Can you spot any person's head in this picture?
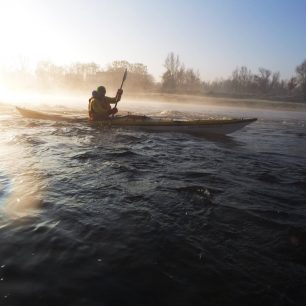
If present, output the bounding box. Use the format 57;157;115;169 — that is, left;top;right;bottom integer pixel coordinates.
92;90;99;98
97;86;106;97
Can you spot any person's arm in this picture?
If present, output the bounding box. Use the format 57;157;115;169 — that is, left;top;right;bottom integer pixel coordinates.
105;89;123;104
115;89;123;102
105;96;117;104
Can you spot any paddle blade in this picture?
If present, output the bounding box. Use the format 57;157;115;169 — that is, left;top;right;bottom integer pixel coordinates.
123;68;128;82
120;68;128;89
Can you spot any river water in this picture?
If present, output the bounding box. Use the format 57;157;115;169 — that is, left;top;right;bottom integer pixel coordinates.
0;100;306;306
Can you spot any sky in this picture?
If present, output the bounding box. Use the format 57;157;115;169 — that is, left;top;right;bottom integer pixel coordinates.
0;0;305;81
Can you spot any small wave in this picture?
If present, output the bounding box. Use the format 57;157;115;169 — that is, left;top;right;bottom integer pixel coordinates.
108;150;138;158
176;185;217;204
24;137;47;146
71;152;100;161
114;133;144;143
257;172;280;184
0;174;11;207
25;121;47;128
32;219;61;233
182;171;211;179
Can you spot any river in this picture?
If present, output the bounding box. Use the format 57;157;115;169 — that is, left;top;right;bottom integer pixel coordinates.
0;99;306;306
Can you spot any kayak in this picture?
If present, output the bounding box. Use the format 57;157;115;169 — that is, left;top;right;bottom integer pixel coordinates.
16;107;257;135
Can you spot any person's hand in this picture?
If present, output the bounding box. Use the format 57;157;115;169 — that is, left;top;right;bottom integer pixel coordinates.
116;89;123;101
110;107;118;115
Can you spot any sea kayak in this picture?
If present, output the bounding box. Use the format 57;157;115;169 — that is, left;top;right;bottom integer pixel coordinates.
16;107;257;135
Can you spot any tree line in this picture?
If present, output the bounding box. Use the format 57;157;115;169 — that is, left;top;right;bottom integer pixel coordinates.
161;52;306;100
35;60;156;92
0;60;155;93
1;53;305;101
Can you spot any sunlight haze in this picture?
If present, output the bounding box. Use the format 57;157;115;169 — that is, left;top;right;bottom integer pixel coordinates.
0;0;305;80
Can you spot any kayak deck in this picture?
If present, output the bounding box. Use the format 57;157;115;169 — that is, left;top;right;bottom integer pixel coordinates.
16;107;257;135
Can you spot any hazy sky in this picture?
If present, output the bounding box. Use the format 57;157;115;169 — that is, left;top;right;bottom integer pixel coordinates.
0;0;305;81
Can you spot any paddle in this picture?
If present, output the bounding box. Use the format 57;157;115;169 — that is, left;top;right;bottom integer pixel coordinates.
113;68;128;117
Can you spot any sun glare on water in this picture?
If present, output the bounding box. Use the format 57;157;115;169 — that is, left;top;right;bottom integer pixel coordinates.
0;111;43;220
0;137;44;219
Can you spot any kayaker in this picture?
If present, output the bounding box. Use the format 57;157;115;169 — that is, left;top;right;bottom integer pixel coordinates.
88;86;123;121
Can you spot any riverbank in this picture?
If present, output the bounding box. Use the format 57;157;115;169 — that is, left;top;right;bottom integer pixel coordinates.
126;93;306;112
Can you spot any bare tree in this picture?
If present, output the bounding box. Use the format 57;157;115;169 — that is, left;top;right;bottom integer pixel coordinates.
108;60;130;72
296;59;306;94
176;64;186;87
270;72;280;92
162;52;181;92
288;77;298;92
254;68;272;93
184;69;201;93
232;66;253;93
164;52;180;77
105;60;154;92
161;53;202;93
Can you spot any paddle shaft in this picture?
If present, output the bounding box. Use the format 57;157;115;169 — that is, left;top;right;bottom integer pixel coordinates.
115;69;127;109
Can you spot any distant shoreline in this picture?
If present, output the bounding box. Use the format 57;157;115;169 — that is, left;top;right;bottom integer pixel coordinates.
127;93;306;112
